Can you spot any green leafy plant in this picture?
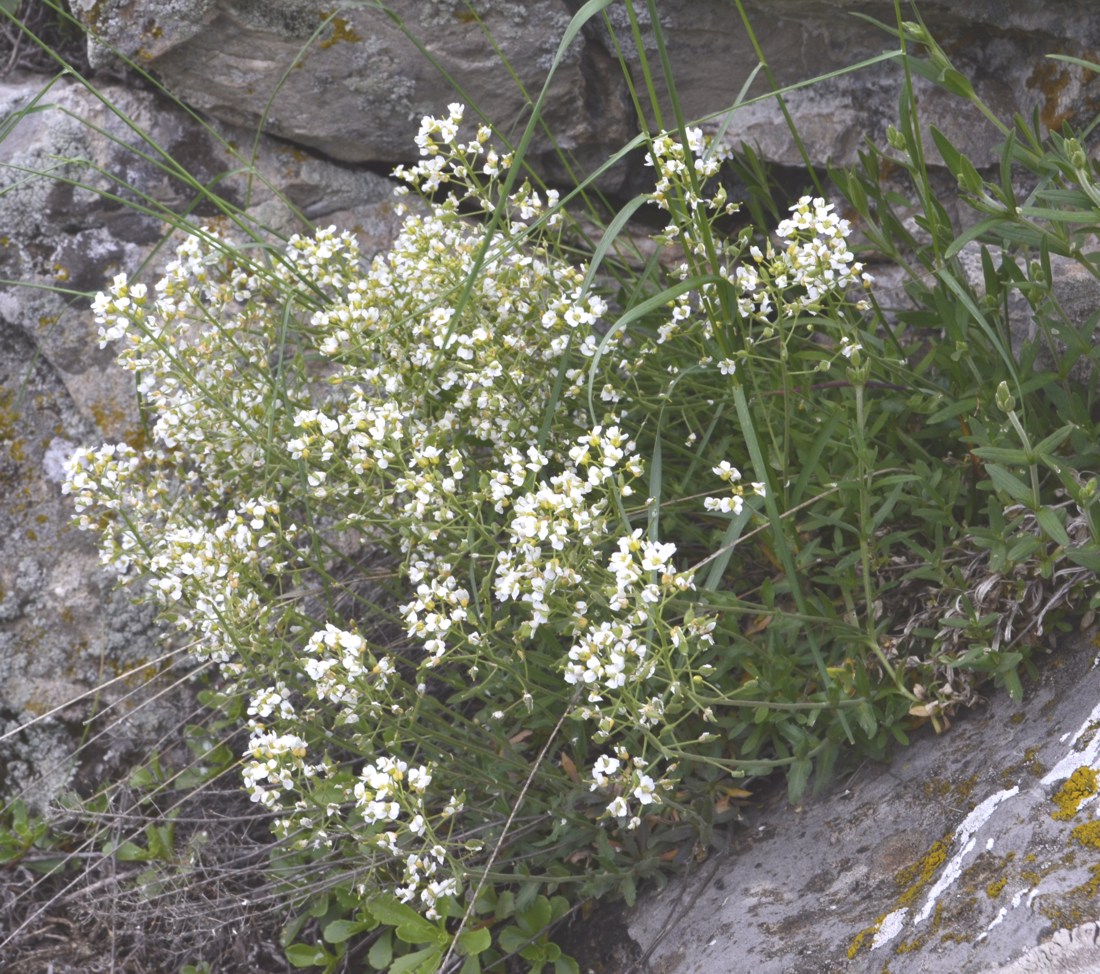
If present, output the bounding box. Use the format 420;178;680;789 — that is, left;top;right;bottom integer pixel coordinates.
6;1;1100;971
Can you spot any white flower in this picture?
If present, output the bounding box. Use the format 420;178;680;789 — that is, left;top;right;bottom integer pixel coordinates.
633;774;658;805
607;796;630;819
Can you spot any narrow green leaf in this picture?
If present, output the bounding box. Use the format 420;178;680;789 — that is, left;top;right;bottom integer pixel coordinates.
1065;547;1100;571
1033;424;1075;456
581;195;648;295
701;505;753;592
930;127;963;175
943;218;1008;260
983;463;1034;505
1036;507;1071;547
970;446;1033;464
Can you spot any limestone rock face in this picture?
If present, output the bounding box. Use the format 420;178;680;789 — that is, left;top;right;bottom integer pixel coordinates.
6;0;1100;962
616;632;1100;974
69;0;636;184
69;0;1100;175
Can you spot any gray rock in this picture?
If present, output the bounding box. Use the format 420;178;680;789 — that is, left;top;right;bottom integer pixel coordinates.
69;0;1100;177
70;0;636;186
998;922;1100;974
620;631;1100;973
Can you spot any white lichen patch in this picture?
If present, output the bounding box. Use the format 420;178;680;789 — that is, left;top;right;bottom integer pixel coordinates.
1041;699;1100;787
871;907;908;949
913;786;1020;924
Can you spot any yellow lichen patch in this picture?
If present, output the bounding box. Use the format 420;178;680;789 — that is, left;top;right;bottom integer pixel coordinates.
894;935;925;955
1051;766;1098;821
1070;820;1100;850
954;774;979;802
986;876;1008;898
1075;863;1100;899
1026;61;1075;131
895;836;951;906
318;14;362;49
848;916;885;960
1022;746;1047;778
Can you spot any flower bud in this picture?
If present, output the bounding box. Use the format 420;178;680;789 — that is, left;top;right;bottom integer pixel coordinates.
994;380;1016;414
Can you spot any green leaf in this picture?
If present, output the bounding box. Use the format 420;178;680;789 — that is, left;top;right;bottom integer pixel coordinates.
457;926;492;956
787;756;812;804
1033;424;1075;456
943;218;1009;260
388;946;441;974
113;840;150;862
1065;548;1100;571
1036;507;1071;547
519;897;552;935
939;67;976;99
280;910;310;949
971;446;1032;465
983;463;1034;505
369;897;445;946
1001;667;1024;702
498;926;530;955
322;919;371;945
555;955;581;974
285;943;329;969
367;930;392;970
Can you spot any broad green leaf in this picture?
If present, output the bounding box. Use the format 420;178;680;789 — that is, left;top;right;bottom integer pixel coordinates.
367;929;392;970
457;926;492;956
322;919;371;944
113;840;150;862
388;946;441;974
285;943;329;969
517;896;552;936
369;897;445;946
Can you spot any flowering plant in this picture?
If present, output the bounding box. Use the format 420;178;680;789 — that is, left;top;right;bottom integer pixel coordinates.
56;15;1100;970
62;96;898;965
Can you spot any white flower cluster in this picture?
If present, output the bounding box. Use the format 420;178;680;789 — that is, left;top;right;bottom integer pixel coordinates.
644;127;733;218
703;461;766;515
352;755;463;919
734;196;873;320
301;624;396;722
589;750;668;830
66;104;746;923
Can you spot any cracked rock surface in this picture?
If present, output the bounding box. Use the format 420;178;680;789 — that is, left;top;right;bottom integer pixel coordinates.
614;633;1100;974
